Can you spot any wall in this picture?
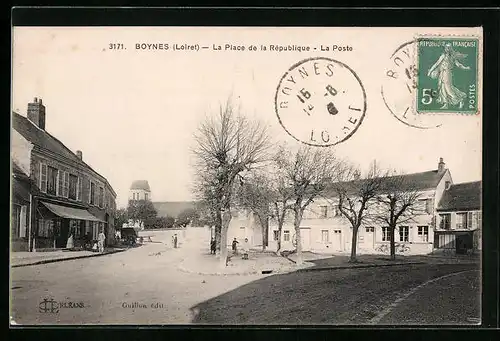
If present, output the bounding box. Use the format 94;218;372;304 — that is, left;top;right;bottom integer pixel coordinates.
11;130;33;176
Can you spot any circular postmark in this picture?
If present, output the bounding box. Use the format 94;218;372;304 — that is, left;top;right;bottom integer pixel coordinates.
275;57;367;147
381;40;444;129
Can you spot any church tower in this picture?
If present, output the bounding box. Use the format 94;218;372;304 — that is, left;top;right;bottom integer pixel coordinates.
129;180;152;201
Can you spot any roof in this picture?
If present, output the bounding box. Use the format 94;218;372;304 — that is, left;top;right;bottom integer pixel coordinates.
12;176;31;203
324;169;447;197
153;201;197;218
437;181;481;212
130;180;151;191
12;161;29;179
12;112;116;196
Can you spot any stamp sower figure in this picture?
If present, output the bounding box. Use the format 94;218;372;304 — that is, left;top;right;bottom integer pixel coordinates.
427;43;470;109
232;238;239;255
242;238;250;260
173;234;178;248
98;229;106;253
210;237;216;254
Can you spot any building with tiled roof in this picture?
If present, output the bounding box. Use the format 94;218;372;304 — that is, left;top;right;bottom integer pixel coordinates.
267;157;481;256
11;98;117;252
435;181;482;253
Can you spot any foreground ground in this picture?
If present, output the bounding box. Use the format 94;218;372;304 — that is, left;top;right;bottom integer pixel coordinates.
10;237;480;325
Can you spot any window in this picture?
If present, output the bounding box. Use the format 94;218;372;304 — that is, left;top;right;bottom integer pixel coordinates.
76;177;82;201
240;226;245;229
37;219;53;238
273;230;279;241
11;205;21;238
47;166;58;195
439;214;451;230
320;205;328;218
334;207;341;216
40;163;48;193
69;174;78;200
90;182;96;205
99;187;104;208
70;220;81;238
456;212;467;229
467;212;473;229
382;227;390;241
145;193;148;201
283;230;290;242
399;226;409;242
417;226;429;242
321;230;329;242
365;227;374;233
63;172;69;197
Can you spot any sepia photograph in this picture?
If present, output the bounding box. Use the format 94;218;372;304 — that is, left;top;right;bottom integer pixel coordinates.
10;24;482;325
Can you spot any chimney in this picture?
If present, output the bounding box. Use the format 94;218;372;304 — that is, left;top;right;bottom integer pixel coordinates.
27;97;46;130
76;150;83;160
438;157;446;173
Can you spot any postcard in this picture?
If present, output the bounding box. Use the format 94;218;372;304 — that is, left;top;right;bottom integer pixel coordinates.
11;26;482;325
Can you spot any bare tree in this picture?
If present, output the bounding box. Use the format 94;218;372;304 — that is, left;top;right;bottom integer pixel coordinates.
192;97;271;267
235;172;274;251
330;161;387;263
275;145;341;266
375;172;425;260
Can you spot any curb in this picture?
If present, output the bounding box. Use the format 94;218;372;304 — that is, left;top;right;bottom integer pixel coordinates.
296;261;427;272
11;249;127;268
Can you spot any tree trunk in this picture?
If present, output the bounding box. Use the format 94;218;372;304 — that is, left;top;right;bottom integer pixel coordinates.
294;209;303;266
258;214;269;251
215;210;222;256
389;226;396;260
276;225;282;254
219;209;231;268
350;225;359;262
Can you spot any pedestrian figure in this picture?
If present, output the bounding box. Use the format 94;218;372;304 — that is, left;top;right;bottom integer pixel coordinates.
98;230;106;253
232;238;239;255
242;238;250;260
173;234;178;248
210;237;216;254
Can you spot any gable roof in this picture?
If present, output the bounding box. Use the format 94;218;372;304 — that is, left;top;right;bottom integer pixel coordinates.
12;111;116;196
437;181;481;212
323;169;447;197
153;201;197;218
130;180;151;191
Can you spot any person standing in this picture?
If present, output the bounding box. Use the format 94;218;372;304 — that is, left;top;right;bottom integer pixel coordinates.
98;229;106;253
231;238;239;255
173;234;178;248
242;238;250;260
210;237;216;254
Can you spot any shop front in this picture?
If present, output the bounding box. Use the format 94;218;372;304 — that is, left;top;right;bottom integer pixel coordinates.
33;201;106;251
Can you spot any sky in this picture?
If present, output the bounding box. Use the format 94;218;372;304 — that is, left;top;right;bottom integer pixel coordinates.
12;27;482;209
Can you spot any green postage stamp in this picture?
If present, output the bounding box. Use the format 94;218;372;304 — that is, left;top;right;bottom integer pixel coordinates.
416;37;479;114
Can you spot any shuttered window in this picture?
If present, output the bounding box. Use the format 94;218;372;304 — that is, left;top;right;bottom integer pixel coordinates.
77;177;82;201
40;163;48;193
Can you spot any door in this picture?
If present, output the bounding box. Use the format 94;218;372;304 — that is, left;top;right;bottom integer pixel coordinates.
364;227;375;250
300;228;311;251
333;230;342;251
56;219;69;248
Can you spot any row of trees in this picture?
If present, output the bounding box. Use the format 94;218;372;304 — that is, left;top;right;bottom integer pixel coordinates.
192;97;426;268
115;200;201;230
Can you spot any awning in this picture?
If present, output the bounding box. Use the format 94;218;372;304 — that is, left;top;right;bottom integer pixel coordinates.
41;202;106;223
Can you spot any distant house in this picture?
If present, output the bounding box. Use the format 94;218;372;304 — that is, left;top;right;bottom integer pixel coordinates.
11;98;117;252
266;158;481;256
435;181;481;254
